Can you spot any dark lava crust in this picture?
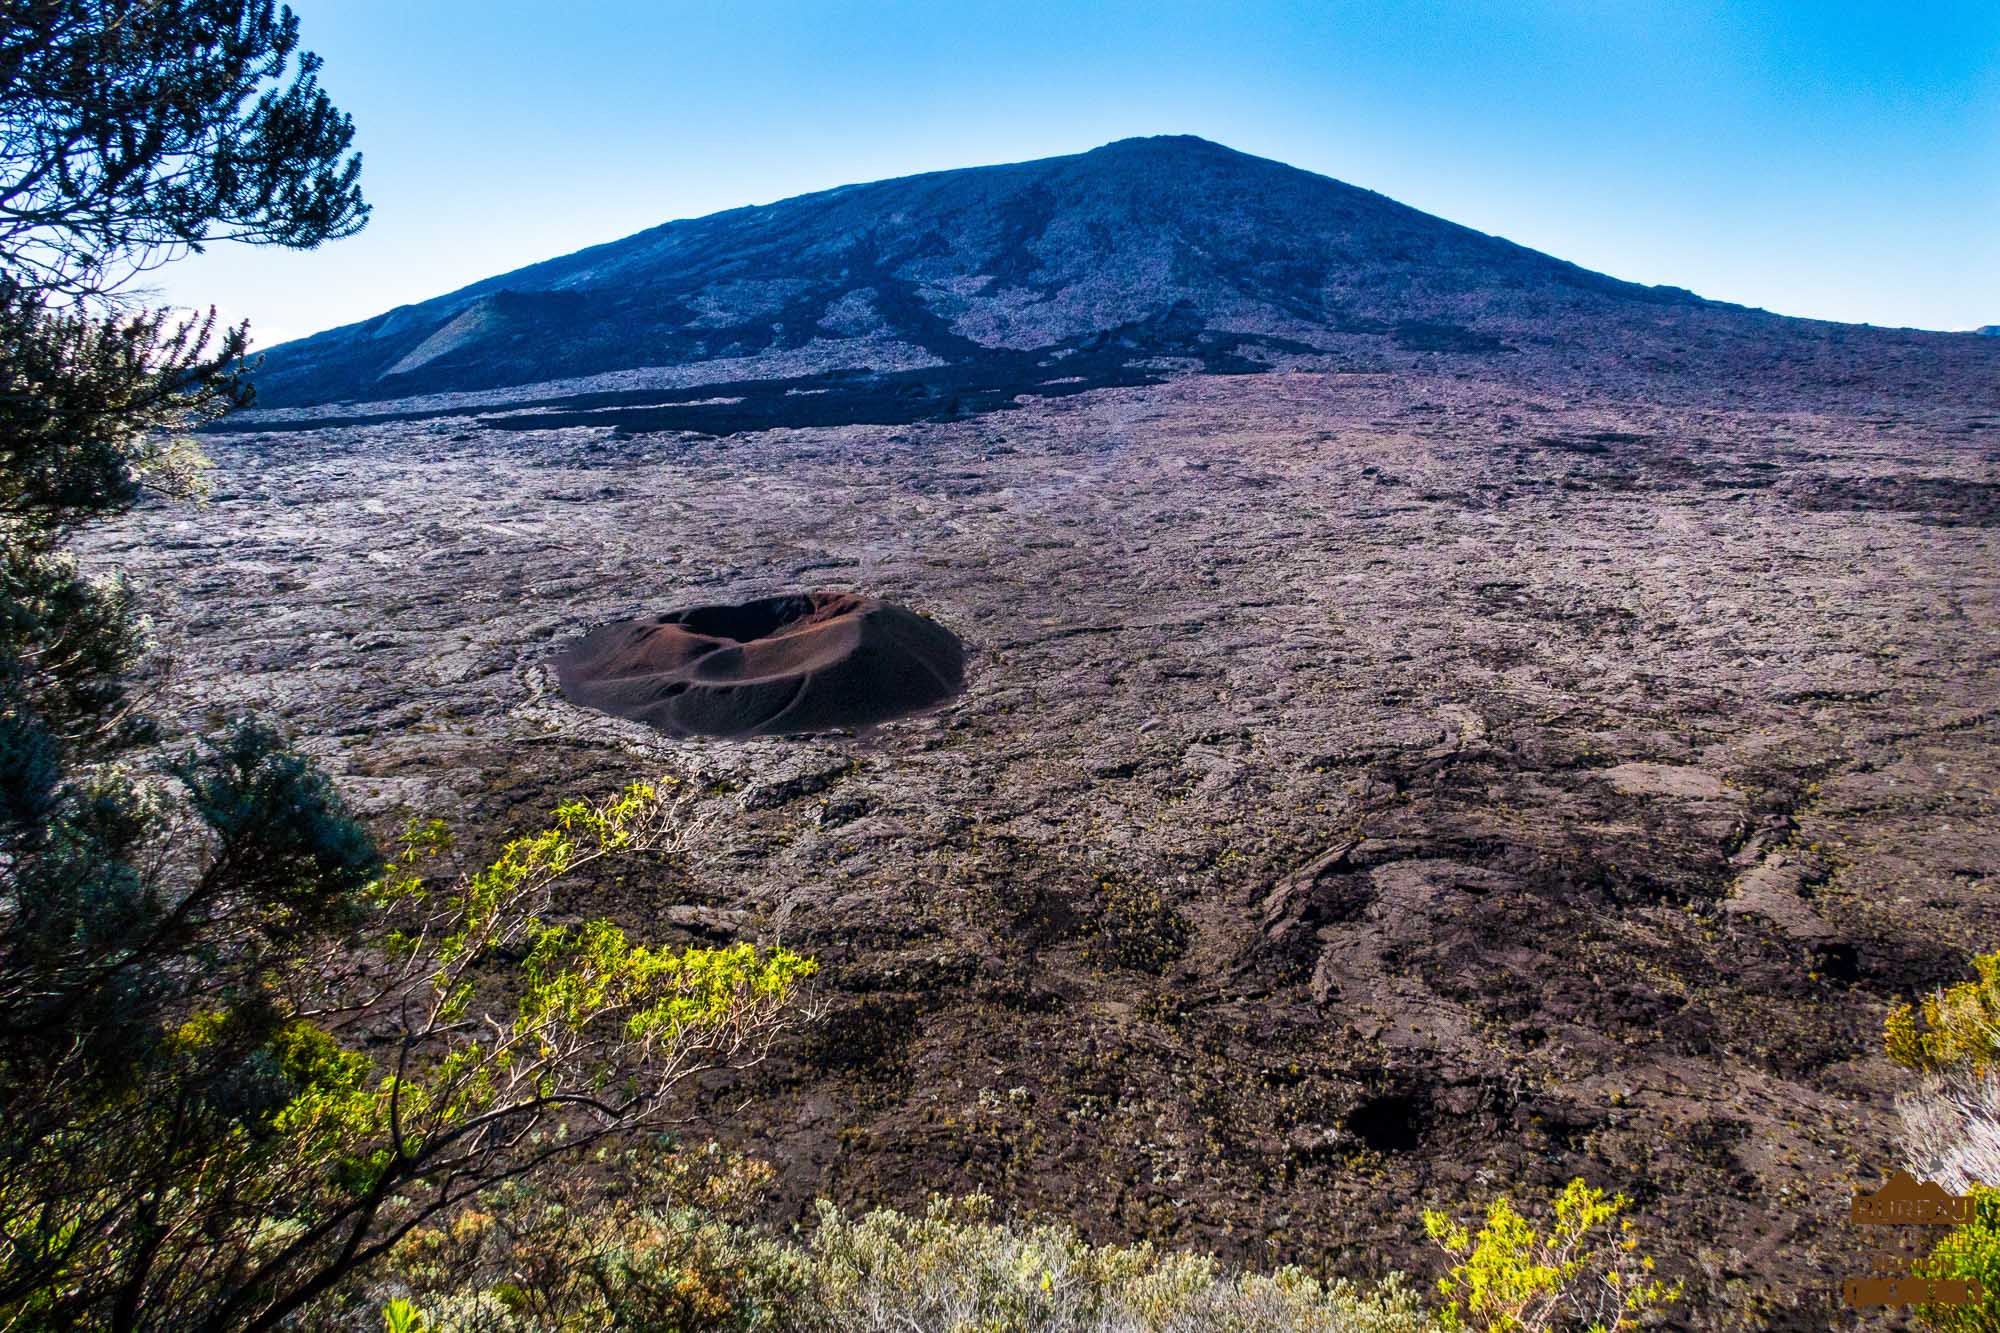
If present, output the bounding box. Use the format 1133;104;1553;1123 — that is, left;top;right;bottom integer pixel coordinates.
210;304;1313;439
114;363;2000;1330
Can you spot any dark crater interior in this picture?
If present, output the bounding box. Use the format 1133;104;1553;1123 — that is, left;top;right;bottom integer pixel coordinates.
554;591;965;738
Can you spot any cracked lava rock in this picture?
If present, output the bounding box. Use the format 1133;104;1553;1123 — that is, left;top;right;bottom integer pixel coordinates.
553;591;965;738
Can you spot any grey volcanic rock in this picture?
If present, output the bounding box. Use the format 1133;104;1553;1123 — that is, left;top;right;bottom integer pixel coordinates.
554;592;963;737
89;358;2000;1327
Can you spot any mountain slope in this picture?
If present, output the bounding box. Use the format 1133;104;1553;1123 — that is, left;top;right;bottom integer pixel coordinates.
254;136;1727;409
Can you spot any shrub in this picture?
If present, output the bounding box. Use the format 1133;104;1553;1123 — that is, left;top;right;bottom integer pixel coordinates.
354;1188;1433;1333
1887;952;2000;1075
1;779;817;1329
1421;1178;1680;1332
344;1143;807;1332
794;1194;1430;1332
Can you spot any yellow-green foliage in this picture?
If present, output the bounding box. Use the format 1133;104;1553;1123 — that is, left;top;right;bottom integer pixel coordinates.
360;778;816;1135
1913;1187;2000;1331
382;1297;428;1333
1888;953;2000;1074
1422;1179;1680;1332
521;928;814;1063
0;780;816;1328
244;783;817;1188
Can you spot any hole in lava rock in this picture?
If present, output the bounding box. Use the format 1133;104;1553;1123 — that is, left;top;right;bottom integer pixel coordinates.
1811;941;1862;984
556;590;965;739
1347;1092;1425;1153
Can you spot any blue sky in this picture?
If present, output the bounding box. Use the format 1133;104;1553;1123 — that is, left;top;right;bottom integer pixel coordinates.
151;0;2000;345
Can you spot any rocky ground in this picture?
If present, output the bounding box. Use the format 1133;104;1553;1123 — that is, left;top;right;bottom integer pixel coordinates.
89;364;2000;1327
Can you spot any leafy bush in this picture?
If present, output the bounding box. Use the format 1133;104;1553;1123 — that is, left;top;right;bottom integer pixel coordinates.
1421;1178;1680;1332
345;1143;806;1332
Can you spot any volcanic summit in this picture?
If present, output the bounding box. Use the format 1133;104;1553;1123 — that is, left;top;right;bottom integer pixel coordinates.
242;134;1998;429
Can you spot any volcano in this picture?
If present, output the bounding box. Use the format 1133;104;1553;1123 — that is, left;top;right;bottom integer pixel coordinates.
554;593;965;739
244;135;1994;426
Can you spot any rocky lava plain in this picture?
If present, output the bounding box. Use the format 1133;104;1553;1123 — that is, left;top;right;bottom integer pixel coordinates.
91;356;2000;1327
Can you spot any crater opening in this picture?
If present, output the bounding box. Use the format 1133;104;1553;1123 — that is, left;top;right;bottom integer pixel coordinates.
667;595;821;643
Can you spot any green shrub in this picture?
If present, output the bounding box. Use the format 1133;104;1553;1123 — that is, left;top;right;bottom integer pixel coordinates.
1422;1178;1680;1332
353;1145;804;1332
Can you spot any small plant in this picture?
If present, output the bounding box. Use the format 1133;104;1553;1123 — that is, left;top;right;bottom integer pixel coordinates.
360;1143;801;1331
1422;1178;1681;1332
381;1298;428;1333
1081;874;1192;975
